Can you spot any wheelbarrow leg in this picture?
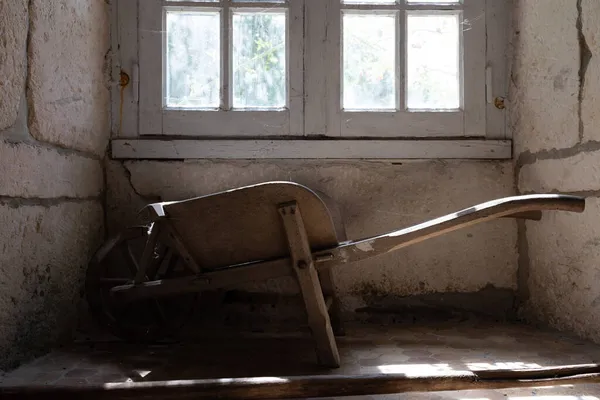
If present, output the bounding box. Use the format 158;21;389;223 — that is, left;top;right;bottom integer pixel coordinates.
279;202;341;368
318;268;345;336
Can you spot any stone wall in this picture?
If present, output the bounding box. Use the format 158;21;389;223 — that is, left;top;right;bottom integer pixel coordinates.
0;0;109;369
511;0;600;341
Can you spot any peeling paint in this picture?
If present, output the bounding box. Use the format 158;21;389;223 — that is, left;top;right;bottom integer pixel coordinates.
355;241;375;252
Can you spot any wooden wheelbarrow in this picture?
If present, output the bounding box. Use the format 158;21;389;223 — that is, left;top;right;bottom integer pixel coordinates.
86;181;585;368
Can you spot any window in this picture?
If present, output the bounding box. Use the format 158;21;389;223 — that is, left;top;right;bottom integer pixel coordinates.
112;0;511;159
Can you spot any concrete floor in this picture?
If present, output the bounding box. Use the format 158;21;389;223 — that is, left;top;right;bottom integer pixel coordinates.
2;320;600;399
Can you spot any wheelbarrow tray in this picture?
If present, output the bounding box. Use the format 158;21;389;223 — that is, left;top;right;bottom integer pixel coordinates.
87;181;585;368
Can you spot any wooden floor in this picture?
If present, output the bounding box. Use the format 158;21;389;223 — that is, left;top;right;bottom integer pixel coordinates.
2;320;600;399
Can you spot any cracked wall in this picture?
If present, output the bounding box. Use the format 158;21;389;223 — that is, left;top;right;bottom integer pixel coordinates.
106;159;518;328
511;0;600;341
0;0;109;370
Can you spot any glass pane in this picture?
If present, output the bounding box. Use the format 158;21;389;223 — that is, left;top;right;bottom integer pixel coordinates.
343;13;396;110
232;12;286;109
406;13;460;110
165;10;220;108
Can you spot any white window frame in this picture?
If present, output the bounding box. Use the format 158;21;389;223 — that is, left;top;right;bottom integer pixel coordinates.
110;0;512;160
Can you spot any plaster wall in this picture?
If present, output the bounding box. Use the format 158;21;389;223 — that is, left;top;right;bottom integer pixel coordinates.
0;0;109;369
511;0;600;341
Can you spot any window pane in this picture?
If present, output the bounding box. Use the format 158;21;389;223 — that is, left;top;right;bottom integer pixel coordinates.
165;11;220;108
232;12;286;109
406;13;460;110
343;13;396;110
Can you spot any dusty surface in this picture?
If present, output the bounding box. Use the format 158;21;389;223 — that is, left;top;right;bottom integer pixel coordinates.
510;0;580;155
525;198;600;342
2;321;600;399
512;0;600;347
0;0;109;369
0;203;104;370
27;0;110;157
582;0;600;142
0;140;103;198
0;0;28;131
518;150;600;193
106;159;518;317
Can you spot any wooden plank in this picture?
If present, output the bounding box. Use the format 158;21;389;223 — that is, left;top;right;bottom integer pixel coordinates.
110;256;293;303
325;0;342;137
486;0;510;139
319;269;344;336
279;201;340;368
340;111;463;137
161;109;290;137
111;138;512;159
304;0;328;135
138;0;163;136
3;364;600;400
463;0;487;137
161;181;340;270
288;0;304;136
160;221;201;274
133;222;160;284
112;0;140;138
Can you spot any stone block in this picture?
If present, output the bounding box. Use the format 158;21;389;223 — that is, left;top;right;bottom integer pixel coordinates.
525;197;600;343
519;150;600;193
0;140;103;198
27;0;110;157
0;0;28;131
511;0;580;154
0;201;104;369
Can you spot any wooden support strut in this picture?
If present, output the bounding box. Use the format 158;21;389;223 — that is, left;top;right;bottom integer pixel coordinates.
278;201;341;368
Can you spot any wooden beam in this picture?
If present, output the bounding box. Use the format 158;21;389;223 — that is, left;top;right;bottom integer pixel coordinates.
111;138;512;160
2;364;600;400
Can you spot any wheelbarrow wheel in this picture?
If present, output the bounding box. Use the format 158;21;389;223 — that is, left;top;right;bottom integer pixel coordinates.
85;226;197;343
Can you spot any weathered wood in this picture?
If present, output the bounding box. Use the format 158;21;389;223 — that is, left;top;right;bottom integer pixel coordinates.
109;193;584;303
159;221;202;274
110;256;293;303
279;201;340;368
111;138;513;160
319;269;345;336
160;181;341;270
314;194;586;269
3;364;600;400
134;223;160;284
86;226;196;342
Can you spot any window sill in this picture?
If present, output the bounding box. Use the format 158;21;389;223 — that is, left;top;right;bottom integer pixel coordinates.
111;138;512;160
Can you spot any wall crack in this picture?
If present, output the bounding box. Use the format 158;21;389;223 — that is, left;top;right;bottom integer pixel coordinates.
577;0;593;142
0;196;102;209
516;139;600;167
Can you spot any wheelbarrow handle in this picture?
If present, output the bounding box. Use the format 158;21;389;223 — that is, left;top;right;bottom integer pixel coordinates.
315;194;585;267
